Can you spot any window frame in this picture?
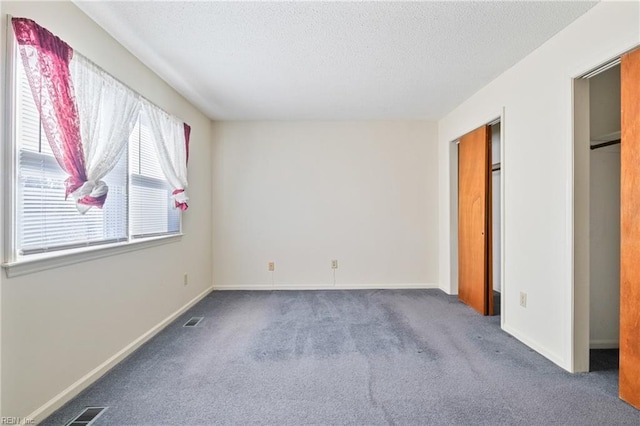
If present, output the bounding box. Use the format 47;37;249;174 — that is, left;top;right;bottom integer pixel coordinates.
1;20;183;278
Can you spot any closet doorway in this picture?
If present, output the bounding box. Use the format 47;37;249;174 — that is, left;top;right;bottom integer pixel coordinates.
574;46;640;409
455;119;502;317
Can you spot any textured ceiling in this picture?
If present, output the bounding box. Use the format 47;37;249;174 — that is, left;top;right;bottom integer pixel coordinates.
74;1;597;121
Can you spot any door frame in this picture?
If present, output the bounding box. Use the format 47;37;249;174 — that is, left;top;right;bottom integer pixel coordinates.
572;75;592;373
449;110;506;325
571;45;640;375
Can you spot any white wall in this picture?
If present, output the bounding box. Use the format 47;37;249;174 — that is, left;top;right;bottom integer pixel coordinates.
0;1;212;421
590;65;621;141
589;144;620;348
212;121;439;289
438;1;639;371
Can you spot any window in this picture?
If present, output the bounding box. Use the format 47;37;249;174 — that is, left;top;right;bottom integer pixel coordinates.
129;114;181;238
15;60;130;255
8;23;185;264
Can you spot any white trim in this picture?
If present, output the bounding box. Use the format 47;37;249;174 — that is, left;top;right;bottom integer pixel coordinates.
3;15;17;276
212;283;439;291
590;339;619;349
24;284;213;425
448;137;458;295
2;233;182;278
571;75;578;373
502;323;569;371
570;76;588;373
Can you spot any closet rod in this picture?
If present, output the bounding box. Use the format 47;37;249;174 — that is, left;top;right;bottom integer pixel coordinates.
591;139;621;150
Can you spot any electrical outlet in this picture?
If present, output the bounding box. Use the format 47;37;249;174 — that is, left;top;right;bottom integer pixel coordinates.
183;273;188;286
268;262;275;272
331;260;338;269
519;291;527;308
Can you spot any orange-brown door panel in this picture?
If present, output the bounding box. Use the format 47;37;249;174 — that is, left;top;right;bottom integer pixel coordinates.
620;47;640;409
458;125;493;315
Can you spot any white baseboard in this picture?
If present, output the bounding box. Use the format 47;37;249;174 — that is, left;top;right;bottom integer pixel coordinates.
212;283;439;291
502;323;569;372
26;285;213;425
590;339;619;349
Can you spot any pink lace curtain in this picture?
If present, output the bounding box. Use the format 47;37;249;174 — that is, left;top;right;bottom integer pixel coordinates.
13;17;138;212
12;18;89;202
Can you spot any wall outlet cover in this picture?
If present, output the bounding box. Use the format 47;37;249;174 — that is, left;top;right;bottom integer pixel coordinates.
519;291;527;308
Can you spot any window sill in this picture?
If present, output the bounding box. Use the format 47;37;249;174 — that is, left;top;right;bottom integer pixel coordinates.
2;234;182;278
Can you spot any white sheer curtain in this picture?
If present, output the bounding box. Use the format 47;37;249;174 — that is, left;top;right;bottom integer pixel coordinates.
143;101;189;210
69;53;141;213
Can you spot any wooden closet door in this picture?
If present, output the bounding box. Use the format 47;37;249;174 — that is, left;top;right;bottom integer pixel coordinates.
458;125;493;315
620;47;640;409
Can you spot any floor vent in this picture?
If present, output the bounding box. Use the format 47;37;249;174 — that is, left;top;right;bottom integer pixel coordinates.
66;407;107;426
184;316;203;327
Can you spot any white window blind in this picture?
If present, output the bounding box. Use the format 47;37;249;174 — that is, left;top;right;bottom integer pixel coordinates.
16;62;128;255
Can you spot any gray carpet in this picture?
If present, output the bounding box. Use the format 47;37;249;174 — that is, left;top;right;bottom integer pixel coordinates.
42;289;640;425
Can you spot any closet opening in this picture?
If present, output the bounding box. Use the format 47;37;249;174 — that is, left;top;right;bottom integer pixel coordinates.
573;61;621;374
587;64;621;373
450;116;503;318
